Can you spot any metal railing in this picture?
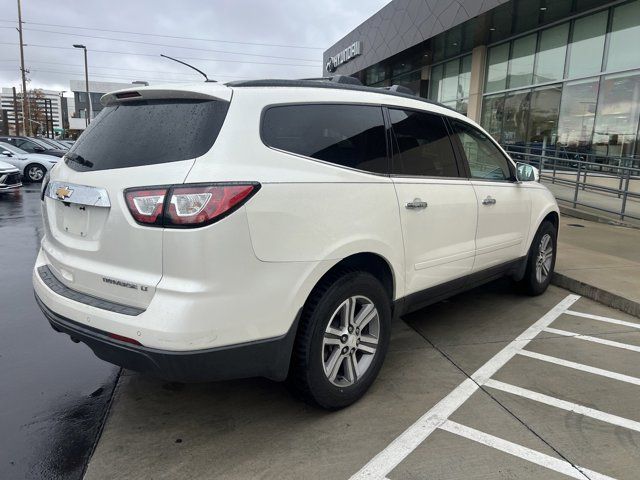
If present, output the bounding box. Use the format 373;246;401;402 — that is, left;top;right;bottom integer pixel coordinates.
503;146;640;222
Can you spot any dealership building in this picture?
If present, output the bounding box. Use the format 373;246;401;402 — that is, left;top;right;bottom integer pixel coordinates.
324;0;640;159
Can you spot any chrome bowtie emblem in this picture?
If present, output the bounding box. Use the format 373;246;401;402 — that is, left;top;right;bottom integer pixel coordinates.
55;185;74;200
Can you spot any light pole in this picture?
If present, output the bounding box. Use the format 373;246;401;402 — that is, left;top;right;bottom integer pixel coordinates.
73;44;91;127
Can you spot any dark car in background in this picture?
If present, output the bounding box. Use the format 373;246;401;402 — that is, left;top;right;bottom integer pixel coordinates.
0;136;67;158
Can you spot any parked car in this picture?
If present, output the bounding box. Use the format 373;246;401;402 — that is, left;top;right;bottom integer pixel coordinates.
33;78;558;409
0;141;59;182
57;139;76;148
0;136;67;157
0;159;22;192
35;137;69;150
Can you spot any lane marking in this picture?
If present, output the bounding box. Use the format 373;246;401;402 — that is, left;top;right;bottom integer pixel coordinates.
544;327;640;353
564;310;640;330
485;379;640;433
439;420;614;480
349;294;581;480
518;349;640;386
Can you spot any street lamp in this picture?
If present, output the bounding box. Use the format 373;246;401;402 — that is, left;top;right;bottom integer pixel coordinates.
73;44;91;127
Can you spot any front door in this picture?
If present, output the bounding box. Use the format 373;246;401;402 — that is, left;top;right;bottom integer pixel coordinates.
389;108;478;297
449;119;531;271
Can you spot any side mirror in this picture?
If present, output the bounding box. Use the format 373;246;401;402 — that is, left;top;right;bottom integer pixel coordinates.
33;146;46;152
516;162;538;182
1;150;12;157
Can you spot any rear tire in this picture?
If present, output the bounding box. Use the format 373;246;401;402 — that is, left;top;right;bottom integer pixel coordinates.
519;221;557;296
24;163;46;183
288;270;391;410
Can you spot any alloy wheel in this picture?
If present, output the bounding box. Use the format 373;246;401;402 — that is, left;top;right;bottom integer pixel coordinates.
28;165;44;182
535;233;554;283
322;295;380;387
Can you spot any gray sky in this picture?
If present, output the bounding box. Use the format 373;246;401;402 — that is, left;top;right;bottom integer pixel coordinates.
0;0;389;93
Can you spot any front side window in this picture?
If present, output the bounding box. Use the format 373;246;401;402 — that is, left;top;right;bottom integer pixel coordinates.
261;104;388;174
389;109;459;178
451;120;512;181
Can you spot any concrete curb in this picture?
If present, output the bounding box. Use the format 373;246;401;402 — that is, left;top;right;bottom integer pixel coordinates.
558;205;639;230
552;272;640;319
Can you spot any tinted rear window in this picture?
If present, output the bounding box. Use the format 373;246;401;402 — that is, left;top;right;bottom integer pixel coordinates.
262;104;388;174
66;99;229;171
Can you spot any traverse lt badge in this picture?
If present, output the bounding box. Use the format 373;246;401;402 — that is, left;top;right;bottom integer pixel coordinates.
103;277;149;291
55;185;74;200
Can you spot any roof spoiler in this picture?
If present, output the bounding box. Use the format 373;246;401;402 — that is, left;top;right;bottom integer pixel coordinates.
101;87;231;107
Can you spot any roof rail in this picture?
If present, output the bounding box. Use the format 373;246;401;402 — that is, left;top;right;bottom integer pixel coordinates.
383;85;415;96
301;75;363;86
225;79;454;111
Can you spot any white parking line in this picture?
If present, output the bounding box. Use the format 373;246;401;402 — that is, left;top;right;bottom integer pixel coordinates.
439;420;615;480
564;310;640;330
485;379;640;433
517;349;640;386
349;294;581;480
544;327;640;353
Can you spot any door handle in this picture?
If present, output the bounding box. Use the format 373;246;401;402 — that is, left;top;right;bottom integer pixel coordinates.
482;196;496;206
405;198;428;209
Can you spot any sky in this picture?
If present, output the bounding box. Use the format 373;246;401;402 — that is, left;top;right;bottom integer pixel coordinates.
0;0;389;93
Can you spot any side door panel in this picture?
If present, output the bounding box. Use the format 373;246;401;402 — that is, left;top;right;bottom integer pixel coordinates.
387;108;478;296
471;181;531;269
447;118;532;272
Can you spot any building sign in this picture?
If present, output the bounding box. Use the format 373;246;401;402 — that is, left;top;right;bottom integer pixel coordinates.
326;41;362;73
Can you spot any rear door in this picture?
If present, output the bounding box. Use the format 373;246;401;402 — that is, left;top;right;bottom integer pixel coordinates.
40;88;231;309
448;119;531;271
389;108;477;298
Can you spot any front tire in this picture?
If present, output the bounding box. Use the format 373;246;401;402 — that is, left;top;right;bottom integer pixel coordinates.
519;221;557;296
288;270;391;409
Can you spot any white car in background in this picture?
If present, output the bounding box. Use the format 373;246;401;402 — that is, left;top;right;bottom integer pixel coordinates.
0;141;59;182
0;159;22;192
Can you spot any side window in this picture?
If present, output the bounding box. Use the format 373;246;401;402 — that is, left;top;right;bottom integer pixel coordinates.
261;104;388;174
15;139;34;153
450;120;513;181
389;109;459;177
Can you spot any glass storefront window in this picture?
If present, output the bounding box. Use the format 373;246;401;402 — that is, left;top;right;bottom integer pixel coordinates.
556;78;599;153
486;43;509;93
429;64;443;102
567;11;607;78
606;0;640;73
481;94;506;142
502;89;531;145
593;71;640;157
508;34;536;89
526;84;562;150
534;23;569;84
441;59;460;102
459;55;472;100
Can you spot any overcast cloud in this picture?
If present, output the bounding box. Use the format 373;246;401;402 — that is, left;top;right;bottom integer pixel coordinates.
0;0;389;93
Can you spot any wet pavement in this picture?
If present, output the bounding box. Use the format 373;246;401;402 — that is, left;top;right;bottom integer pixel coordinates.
0;185;119;480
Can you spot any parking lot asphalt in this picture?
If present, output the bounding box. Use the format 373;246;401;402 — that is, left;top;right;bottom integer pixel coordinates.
0;185;119;480
85;279;640;479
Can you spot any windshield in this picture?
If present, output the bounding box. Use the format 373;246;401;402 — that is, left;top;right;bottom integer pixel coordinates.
66;99;229;172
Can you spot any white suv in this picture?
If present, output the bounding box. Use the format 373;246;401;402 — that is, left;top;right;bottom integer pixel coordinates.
33;77;558;409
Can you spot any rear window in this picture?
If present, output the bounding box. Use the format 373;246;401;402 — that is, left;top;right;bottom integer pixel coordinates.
261;104;388;174
66;99;229;171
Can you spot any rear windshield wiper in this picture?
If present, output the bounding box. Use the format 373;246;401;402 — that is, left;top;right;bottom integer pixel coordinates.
65;152;94;169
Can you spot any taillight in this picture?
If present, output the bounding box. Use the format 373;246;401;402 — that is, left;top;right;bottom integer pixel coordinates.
124;188;166;225
124;183;260;228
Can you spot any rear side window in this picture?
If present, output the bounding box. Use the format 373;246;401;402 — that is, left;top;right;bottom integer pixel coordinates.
261;104;388;174
389;109;459;178
66;99;229;172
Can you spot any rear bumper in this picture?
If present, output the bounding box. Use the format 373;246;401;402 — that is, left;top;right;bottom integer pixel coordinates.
35;293;300;382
